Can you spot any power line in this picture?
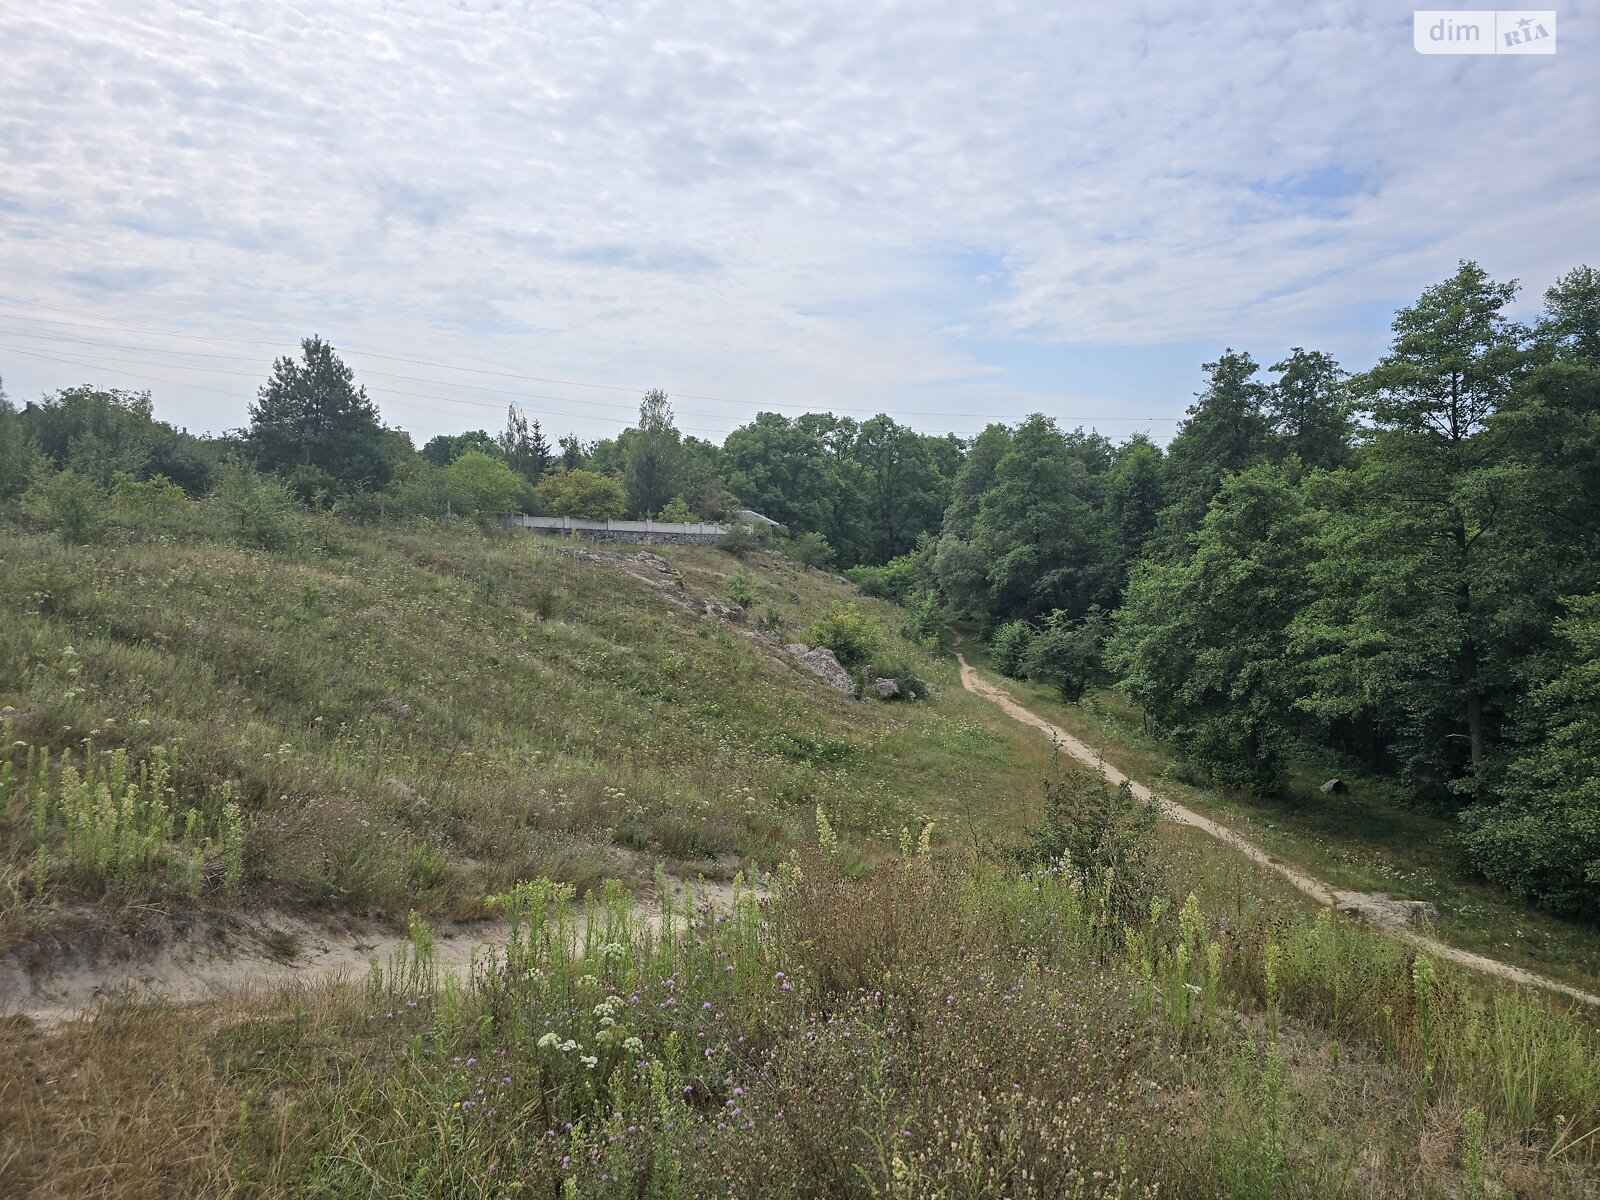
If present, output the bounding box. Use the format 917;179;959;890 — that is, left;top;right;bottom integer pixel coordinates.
0;295;1183;425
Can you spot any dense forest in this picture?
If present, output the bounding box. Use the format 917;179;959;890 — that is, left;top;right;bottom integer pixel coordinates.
2;260;1596;919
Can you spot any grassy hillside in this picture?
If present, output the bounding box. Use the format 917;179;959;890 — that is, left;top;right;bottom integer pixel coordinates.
957;635;1600;998
3;512;1600;1198
0;517;1051;948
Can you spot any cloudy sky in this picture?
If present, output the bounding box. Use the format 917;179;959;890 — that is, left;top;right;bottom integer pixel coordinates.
1;1;1594;447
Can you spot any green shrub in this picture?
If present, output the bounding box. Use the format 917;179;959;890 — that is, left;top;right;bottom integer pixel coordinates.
1022;606;1110;702
212;465;299;550
781;529;835;569
727;567;756;609
22;468;106;544
808;600;881;666
1023;760;1161;939
990;618;1034;678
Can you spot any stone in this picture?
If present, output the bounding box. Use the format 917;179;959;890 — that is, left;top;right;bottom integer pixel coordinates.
1335;892;1439;928
794;645;857;697
633;552;673;574
1320;778;1349;795
784;643;810;657
701;598;745;622
872;677;901;700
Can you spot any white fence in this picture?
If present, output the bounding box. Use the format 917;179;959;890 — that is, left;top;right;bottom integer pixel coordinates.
508;515;728;542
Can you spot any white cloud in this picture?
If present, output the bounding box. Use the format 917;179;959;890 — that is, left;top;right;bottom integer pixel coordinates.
0;0;1593;440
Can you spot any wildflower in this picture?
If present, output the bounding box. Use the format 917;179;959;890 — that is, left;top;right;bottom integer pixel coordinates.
538;1032;559;1049
580;1055;599;1069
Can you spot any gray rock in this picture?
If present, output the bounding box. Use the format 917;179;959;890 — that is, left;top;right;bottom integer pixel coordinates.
795;646;857;697
784;642;810;657
1335;892;1439;928
633;552;673;573
1320;778;1349;796
872;677;901;700
702;598;745;622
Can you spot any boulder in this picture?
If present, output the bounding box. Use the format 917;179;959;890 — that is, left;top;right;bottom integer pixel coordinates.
633;552;673;574
872;677;901;700
701;598;745;622
784;642;810;657
1320;778;1349;796
1335;892;1439;928
794;646;857;697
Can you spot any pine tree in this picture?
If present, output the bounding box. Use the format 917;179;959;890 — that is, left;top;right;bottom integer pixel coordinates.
248;337;392;492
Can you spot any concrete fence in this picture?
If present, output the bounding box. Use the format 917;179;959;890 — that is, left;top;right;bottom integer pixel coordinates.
507;514;729;546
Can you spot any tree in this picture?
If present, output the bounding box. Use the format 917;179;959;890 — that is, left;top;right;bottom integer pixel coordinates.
624;389;682;518
534;469;627;519
1024;606;1111;703
1300;262;1527;787
421;430;497;467
0;379;34;501
1155;350;1274;551
1110;464;1315;793
445;450;523;515
248;336;393;492
1103;434;1165;594
971;414;1103;623
22;468;106;544
854;415;951;564
1459;594;1600;917
1268;348;1353;470
497;405;552;484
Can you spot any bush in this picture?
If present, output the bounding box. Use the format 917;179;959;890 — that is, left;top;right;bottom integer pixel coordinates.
901;588;944;647
657;495;696;523
1023;606;1110;702
808;600;881;667
534;469;627;519
446;450;523;516
727;568;756;609
22;468;106;544
781;530;835;569
718;522;761;557
212;465;299;551
1023;761;1161;938
990;619;1034;678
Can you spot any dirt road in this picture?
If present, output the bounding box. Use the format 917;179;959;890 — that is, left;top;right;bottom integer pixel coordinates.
954;649;1600;1009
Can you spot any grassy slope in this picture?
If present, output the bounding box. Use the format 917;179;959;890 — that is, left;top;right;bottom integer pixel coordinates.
0;520;1050;945
955;636;1600;995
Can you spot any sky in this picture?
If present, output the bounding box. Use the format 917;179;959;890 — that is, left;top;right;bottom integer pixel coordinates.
0;1;1595;449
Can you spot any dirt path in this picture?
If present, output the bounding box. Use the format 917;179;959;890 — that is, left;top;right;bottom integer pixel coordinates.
954;649;1600;1009
2;878;749;1028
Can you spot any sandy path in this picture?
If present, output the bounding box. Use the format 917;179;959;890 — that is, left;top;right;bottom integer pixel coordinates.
3;878;748;1028
954;649;1600;1009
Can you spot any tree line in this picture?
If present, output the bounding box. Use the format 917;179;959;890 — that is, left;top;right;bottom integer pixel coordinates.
3;260;1595;917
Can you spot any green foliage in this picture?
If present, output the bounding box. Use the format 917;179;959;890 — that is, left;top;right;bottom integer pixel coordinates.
624;389;682;517
780;528;835;569
0;389;35;502
248;336;395;493
989;618;1034;678
3;737;245;900
726;567;755;609
22;468;107;544
111;472;190;522
1022;605;1109;702
1023;762;1161;940
533;468;628;519
1111;464;1312;793
808;600;881;667
212;464;300;551
444;449;522;516
656;494;696;523
1460;594;1600;916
